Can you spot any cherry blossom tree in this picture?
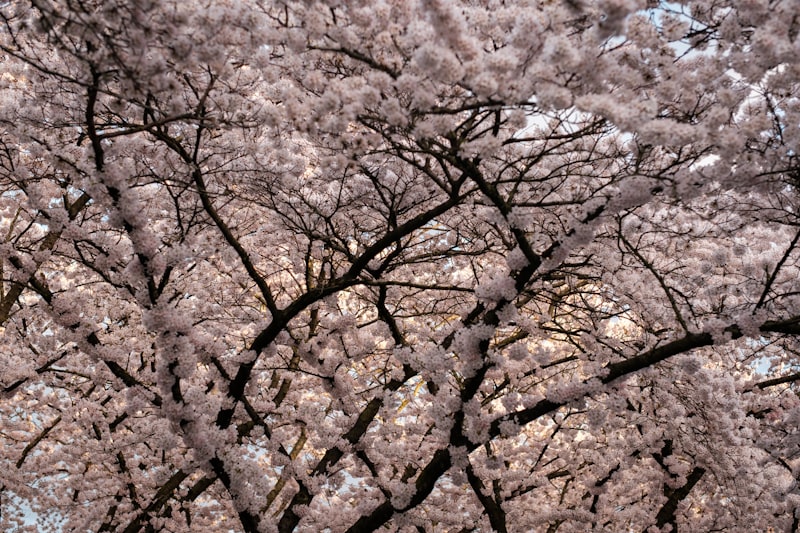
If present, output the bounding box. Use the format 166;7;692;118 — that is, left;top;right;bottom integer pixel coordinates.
2;1;800;531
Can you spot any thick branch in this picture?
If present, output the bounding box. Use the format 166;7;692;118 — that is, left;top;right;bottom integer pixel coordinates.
652;467;706;532
15;415;61;469
466;463;508;533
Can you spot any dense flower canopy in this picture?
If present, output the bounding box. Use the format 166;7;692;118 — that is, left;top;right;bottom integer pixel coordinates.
2;1;800;531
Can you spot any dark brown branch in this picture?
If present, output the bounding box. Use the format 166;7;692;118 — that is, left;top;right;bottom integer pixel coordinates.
466;463;508;533
755;371;800;389
15;415;61;469
652;466;706;532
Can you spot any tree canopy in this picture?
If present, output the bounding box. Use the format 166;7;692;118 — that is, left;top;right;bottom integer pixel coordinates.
2;1;800;531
